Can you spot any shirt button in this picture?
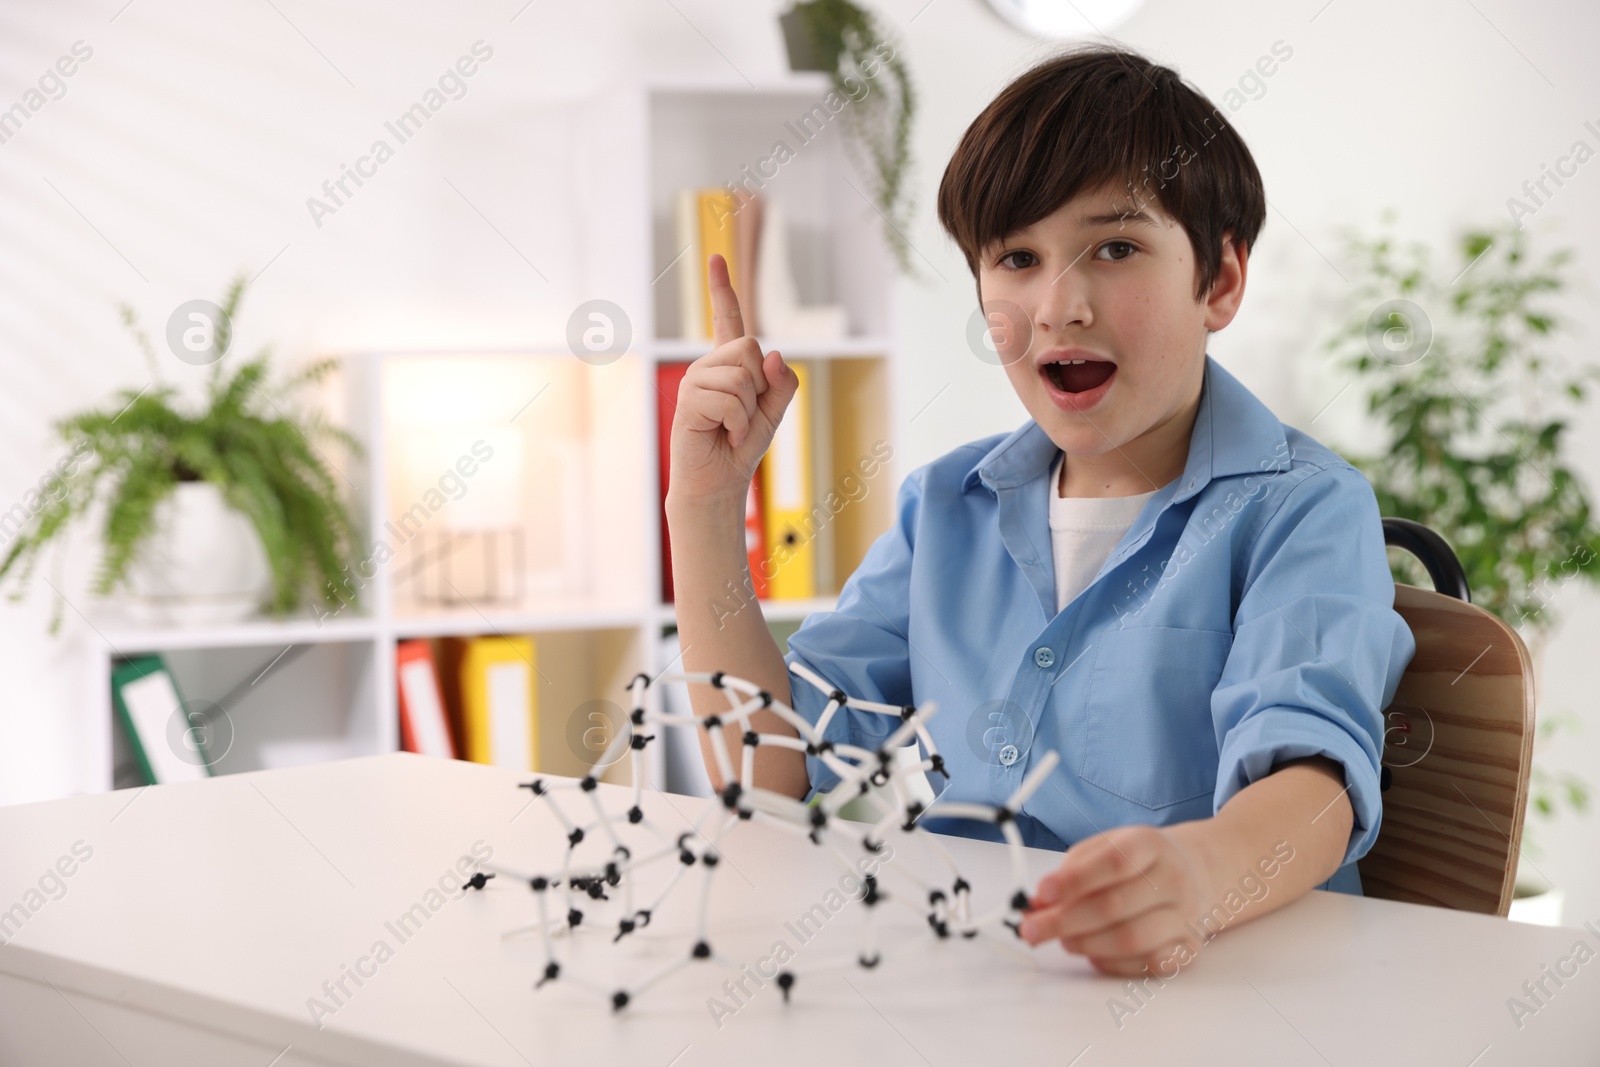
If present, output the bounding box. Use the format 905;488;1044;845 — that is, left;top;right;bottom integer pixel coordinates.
1033;646;1056;669
999;744;1020;766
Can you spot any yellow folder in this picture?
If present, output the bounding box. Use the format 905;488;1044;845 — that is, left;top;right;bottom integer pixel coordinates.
761;360;816;599
697;189;740;339
459;635;538;771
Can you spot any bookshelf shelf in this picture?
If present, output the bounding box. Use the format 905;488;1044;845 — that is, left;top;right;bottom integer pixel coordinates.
649;336;893;361
80;74;900;798
652;595;840;629
96;615;379;656
391;605;648;640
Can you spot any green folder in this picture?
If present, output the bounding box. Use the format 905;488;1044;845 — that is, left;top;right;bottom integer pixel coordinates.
111;656;215;784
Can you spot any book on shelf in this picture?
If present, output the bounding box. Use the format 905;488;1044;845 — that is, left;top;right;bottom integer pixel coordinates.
111;656;213;785
675;189;702;340
656;360;686;605
804;359;834;598
743;469;768;601
733;189;763;336
440;635;539;772
698;188;738;338
761;359;816;600
676;189;715;341
396;640;456;760
677;187;756;340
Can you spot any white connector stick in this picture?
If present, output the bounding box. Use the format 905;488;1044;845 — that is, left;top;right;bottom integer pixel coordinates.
921;801;1002;824
1000;817;1028;901
705;718;736;785
742;784;812;822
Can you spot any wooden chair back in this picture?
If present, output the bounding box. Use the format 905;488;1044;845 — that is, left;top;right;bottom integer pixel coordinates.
1356;580;1537;915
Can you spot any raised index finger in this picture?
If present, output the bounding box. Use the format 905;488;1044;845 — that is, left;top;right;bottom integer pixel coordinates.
707;252;746;349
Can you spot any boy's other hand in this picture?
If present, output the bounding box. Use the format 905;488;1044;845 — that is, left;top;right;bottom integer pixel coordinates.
1018;823;1217;978
666;252;798;510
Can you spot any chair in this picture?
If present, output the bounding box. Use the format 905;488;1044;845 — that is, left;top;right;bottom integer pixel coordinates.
1355;518;1537;916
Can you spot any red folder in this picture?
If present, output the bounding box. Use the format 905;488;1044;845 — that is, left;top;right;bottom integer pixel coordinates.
396;639;456;759
656;361;768;604
744;467;769;600
657;362;689;604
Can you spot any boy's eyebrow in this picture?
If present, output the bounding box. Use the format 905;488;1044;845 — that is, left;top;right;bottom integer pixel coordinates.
988;202;1162;253
1076;205;1160;229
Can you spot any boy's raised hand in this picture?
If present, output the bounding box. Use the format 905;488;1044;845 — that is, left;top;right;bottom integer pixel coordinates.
666;253;798;509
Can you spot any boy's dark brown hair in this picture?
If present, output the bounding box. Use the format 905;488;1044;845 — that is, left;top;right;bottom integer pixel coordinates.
937;44;1266;304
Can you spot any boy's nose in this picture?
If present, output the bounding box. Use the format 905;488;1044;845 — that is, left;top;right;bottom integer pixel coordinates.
1036;272;1093;334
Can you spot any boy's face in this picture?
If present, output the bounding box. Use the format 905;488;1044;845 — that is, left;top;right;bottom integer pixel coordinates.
977;182;1247;493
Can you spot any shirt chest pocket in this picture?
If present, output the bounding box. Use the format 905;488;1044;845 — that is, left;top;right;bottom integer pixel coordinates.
1077;626;1233;810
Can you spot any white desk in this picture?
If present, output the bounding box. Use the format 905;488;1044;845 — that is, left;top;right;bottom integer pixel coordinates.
1;753;1595;1066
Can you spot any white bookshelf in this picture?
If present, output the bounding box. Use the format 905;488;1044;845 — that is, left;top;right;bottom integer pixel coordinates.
82;72;901;796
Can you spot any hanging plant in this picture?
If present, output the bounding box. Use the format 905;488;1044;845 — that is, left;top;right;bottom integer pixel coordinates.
781;0;919;277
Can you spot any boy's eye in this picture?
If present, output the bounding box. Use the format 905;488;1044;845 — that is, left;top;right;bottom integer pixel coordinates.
1096;240;1138;262
997;249;1037;271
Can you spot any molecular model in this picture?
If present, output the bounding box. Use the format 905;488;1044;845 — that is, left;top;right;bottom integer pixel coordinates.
467;661;1061;1011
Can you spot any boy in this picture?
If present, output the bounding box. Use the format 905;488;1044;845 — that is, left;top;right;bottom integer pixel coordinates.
664;44;1415;979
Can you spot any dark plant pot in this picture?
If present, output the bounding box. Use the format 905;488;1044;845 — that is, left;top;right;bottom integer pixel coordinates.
779;7;826;71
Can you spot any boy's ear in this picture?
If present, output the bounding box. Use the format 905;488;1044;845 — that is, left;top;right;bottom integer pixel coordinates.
1200;230;1248;331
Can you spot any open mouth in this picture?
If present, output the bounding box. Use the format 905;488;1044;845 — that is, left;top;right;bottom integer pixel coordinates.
1043;359;1116;393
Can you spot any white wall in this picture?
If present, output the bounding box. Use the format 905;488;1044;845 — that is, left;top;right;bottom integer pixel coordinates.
2;0;1596;917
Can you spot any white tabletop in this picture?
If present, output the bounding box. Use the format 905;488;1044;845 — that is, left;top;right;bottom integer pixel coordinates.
1;752;1595;1066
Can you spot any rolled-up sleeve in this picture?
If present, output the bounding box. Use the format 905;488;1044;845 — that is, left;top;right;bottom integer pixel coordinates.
783;468;923;802
1210;464;1416;867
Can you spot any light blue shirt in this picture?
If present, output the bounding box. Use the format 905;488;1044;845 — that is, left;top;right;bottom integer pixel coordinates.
784;355;1416;895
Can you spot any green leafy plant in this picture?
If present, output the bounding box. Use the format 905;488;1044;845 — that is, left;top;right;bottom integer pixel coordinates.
1324;214;1599;850
781;0;918;276
0;274;359;632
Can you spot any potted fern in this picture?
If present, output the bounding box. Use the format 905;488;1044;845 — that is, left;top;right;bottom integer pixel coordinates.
1324;214;1600;921
0;275;359;631
778;0;918;276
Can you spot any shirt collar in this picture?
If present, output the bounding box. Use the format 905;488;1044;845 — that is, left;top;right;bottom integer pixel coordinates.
960;354;1291;502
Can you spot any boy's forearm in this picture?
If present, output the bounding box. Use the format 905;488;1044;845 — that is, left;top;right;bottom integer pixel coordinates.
1169;755;1355;927
665;492;809;801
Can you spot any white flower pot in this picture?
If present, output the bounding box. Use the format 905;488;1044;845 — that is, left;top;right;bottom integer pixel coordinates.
124;482;273;626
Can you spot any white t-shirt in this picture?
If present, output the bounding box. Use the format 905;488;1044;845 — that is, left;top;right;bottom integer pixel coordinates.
1048;452;1161;613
